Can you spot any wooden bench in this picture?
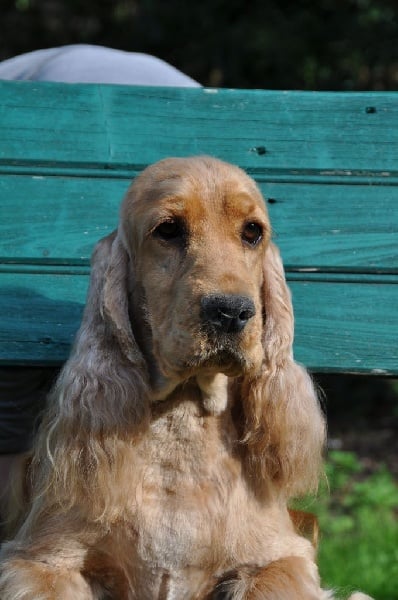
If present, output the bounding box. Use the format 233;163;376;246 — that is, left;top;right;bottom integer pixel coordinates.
0;81;397;376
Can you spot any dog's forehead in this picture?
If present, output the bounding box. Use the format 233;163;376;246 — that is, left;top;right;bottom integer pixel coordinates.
125;157;268;222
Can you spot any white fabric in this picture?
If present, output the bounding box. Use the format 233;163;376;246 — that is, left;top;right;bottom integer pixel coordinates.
0;44;200;87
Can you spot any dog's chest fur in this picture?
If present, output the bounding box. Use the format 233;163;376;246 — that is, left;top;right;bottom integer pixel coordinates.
92;393;305;598
134;396;240;559
103;394;243;597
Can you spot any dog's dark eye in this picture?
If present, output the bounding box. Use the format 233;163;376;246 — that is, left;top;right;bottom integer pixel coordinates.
242;222;263;246
153;219;186;242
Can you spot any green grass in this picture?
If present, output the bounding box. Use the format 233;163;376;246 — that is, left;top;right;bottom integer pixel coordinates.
294;450;398;600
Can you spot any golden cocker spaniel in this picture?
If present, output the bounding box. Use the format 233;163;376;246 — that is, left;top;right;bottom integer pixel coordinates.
0;157;371;599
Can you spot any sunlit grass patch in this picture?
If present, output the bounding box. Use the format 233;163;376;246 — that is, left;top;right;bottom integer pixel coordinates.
293;450;398;600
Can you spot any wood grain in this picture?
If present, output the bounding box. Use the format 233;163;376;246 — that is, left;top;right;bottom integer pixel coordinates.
1;83;398;173
0;175;396;270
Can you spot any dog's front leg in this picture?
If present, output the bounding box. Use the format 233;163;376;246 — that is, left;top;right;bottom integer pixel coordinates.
0;557;95;600
209;556;330;600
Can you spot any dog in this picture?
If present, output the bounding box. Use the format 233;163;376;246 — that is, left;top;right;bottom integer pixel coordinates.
0;157;372;599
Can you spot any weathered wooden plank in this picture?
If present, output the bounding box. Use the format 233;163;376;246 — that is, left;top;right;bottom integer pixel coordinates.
265;181;398;271
0;175;122;264
290;280;398;375
0;175;397;270
1;83;398;174
0;273;87;364
1;272;396;374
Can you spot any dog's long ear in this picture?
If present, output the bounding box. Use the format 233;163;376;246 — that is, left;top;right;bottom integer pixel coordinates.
241;242;325;498
50;230;149;434
102;232;144;365
33;231;150;517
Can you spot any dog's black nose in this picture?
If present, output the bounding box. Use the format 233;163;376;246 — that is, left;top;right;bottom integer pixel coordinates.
200;294;255;334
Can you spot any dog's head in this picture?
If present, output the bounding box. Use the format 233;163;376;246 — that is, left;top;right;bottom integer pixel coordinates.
118;156;271;392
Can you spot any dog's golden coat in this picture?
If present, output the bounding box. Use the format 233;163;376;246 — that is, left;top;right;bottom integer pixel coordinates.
0;157;370;599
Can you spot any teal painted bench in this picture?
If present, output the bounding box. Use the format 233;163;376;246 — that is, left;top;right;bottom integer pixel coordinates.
0;81;397;375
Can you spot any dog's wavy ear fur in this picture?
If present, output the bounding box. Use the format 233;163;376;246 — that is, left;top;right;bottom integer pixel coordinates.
242;242;325;498
30;231;150;518
102;232;143;366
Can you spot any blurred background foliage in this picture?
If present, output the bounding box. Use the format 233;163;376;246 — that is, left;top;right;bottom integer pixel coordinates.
2;0;398;90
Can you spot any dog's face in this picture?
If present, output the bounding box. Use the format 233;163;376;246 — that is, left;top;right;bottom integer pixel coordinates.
120;157;271;389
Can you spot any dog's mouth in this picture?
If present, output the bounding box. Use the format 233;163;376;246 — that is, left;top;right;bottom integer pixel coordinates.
150;316;259;391
184;333;249;377
148;338;244;401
